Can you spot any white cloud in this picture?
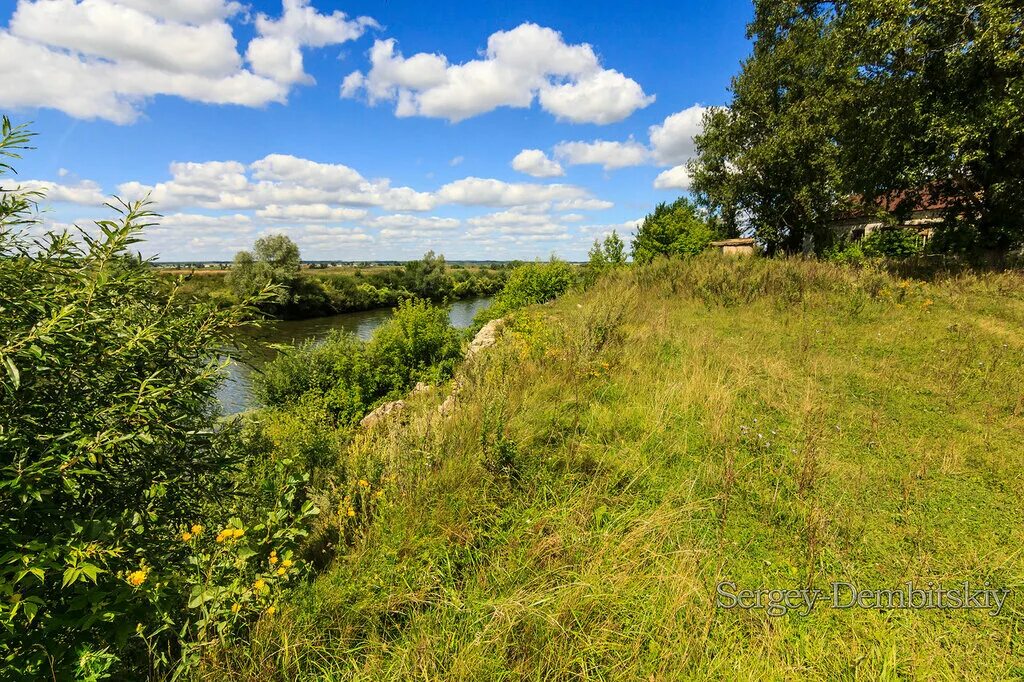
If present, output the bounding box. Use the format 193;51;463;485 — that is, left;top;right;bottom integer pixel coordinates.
539;70;654;124
449;155;464;167
649;104;708;165
553;139;649;170
256;203;368;221
554;197;614;211
10;0;243;76
250;154;365;189
246;0;377;85
437;177;590;207
369;214;459;230
117;154;437;212
511;149;564;178
342;23;653;124
0;0;376;123
18;178;107;205
653;165;693;190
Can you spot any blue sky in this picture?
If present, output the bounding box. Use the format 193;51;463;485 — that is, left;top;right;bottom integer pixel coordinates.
0;0;752;260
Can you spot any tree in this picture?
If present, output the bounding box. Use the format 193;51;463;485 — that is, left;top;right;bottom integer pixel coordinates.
228;234;301;306
631;198;715;264
691;0;1024;255
403;250;454;301
690;2;848;255
588;230;627;268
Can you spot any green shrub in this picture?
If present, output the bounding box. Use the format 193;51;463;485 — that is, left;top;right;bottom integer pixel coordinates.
824;238;866;265
255;299;462;423
478;260;578;324
0;120;317;678
365;299;463;396
862;227;923;259
228;234;302;312
631;197;715;264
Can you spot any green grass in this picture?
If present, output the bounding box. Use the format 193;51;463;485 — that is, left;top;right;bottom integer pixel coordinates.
203;256;1024;680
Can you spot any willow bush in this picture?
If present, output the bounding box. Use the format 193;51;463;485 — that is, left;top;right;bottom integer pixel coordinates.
0;119;316;678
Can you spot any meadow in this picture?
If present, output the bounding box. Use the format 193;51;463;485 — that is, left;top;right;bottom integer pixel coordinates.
203;256;1024;680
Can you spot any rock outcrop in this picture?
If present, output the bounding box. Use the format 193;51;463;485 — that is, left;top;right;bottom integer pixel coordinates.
359;399;405;428
466;318;503;359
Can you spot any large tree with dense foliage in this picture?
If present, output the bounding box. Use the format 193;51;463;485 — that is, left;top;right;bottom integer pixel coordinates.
228;234;302;304
631;198;715;264
403;250;454;301
690;0;1024;254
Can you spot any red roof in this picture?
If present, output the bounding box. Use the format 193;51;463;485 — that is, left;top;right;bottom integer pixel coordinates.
837;189;953;221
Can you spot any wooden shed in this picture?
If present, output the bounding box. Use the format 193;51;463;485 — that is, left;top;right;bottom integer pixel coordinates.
709;238;756;256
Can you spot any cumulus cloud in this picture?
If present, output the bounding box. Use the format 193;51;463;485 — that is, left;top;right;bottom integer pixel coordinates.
341;23;653;124
369;214;460;230
117;154;437;211
553;139;649;170
246;0;378;85
256;203;369;221
0;0;376;123
17;178;107;205
538;70;654;125
511;149;564;178
653;165;693;190
555;197;614;211
22;149;616;260
437;177;591;207
648;104;708;165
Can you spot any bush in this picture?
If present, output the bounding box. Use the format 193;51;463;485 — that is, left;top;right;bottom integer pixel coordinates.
479;260;578;323
631;197;715;264
861;227;923;259
0;120;317;678
255;299;463;423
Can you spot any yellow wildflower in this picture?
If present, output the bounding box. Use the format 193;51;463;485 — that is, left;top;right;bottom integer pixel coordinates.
253;579;266;590
358;479;369;487
282;558;293;568
266;605;276;616
181;531;193;542
276;567;286;576
191;524;204;536
231;603;241;614
127;569;148;587
269;554;278;566
347;508;356;517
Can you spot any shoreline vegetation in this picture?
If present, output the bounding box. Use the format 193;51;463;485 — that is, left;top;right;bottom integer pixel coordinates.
162;248;514;322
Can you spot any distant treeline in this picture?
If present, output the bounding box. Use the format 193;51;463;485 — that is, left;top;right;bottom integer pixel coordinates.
166;237;514;319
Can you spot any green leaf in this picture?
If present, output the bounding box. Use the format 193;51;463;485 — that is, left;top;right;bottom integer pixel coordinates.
2;355;19;389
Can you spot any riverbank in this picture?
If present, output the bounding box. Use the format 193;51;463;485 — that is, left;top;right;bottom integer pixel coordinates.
161;261;511;321
208;256;1024;679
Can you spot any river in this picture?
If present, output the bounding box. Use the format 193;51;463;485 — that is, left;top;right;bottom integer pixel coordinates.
217;297;492;414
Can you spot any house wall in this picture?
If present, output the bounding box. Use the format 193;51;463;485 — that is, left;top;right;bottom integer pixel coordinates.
721;244;754;256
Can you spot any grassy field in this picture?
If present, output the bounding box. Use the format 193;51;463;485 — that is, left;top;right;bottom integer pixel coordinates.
209;256;1024;680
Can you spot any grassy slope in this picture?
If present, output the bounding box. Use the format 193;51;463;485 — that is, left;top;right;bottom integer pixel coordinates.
220;257;1023;680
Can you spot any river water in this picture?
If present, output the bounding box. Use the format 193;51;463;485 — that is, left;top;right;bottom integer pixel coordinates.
217;297;492;414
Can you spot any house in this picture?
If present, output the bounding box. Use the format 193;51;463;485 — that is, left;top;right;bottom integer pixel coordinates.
829;191;952;247
709;237;756;256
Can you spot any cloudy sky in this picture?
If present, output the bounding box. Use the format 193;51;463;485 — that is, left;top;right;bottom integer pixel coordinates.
1;0;751;261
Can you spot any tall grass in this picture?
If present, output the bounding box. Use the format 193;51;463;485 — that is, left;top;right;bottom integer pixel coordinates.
201;256;1024;680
